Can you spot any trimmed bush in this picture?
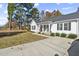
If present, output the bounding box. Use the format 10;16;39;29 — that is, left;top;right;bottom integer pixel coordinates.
50;33;55;36
55;33;60;36
68;34;77;39
38;32;41;34
60;33;67;37
42;33;44;34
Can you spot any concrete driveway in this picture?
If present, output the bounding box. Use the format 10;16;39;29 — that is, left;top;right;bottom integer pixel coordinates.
0;34;74;56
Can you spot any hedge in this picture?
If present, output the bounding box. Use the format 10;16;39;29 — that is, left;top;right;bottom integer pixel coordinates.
68;34;77;39
55;33;60;36
60;33;67;37
50;33;55;36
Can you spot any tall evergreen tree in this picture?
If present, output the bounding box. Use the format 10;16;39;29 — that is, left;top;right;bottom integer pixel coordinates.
14;3;35;30
8;3;15;30
30;8;39;20
14;4;24;29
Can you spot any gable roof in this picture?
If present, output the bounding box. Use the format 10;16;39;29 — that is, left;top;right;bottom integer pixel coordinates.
30;18;41;25
50;12;79;22
41;12;79;22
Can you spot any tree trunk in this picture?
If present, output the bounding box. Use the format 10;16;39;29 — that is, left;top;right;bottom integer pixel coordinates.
20;23;21;30
18;24;20;30
18;22;22;30
9;15;12;30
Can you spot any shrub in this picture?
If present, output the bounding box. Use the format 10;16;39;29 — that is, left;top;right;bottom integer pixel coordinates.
50;33;55;36
42;33;44;34
38;32;41;34
60;33;67;37
55;33;60;36
68;34;77;39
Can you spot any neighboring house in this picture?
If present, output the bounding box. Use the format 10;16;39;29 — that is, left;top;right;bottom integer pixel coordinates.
30;8;79;35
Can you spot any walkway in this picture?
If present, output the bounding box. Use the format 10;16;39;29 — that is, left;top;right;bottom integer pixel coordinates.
0;34;74;56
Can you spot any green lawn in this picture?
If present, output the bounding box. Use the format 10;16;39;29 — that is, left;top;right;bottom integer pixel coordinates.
0;32;46;49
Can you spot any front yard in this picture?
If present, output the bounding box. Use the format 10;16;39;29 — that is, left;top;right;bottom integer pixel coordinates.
0;31;46;49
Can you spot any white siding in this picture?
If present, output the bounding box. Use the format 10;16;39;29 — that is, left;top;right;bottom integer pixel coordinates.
30;20;39;32
77;20;79;35
51;21;77;34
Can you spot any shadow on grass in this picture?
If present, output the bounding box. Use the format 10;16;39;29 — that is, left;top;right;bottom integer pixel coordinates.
0;31;26;38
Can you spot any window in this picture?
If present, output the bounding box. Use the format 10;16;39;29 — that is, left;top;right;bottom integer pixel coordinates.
64;22;71;31
69;22;71;31
32;26;36;30
57;24;59;30
57;23;63;30
44;25;46;31
60;24;63;30
64;23;68;30
32;26;33;30
33;26;36;30
40;25;42;31
57;22;71;31
47;25;49;31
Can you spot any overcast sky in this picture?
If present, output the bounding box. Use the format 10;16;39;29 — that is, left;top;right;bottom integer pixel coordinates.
0;3;79;26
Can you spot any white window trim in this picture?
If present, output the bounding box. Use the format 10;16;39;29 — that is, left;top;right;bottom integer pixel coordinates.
64;22;71;31
32;25;36;30
57;23;63;30
57;22;71;31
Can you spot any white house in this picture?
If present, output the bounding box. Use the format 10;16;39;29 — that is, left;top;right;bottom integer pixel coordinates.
30;20;40;32
30;9;79;35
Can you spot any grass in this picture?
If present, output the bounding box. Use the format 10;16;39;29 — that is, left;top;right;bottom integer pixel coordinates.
0;31;46;49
